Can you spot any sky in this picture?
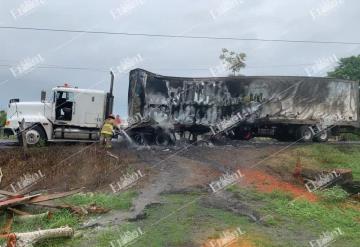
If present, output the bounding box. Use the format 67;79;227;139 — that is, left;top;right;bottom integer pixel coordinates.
0;0;359;116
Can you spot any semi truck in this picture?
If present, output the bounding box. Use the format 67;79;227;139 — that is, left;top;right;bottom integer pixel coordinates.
3;68;359;146
126;69;359;144
3;72;115;146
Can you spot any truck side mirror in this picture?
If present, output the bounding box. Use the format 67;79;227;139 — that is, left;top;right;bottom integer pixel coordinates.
41;90;46;102
8;98;20;108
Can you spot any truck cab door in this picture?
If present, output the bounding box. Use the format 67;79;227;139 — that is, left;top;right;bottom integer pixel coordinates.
54;91;74;122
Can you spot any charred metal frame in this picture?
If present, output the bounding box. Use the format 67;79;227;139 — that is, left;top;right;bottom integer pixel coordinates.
127;69;359;141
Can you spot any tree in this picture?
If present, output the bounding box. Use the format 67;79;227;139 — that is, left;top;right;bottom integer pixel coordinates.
219;48;246;76
0;110;6;127
328;55;360;81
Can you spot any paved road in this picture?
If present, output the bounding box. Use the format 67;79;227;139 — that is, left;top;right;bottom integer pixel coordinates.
0;139;18;149
1;138;360;150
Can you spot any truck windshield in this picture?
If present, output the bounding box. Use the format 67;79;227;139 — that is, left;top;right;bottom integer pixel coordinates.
56;91;74;101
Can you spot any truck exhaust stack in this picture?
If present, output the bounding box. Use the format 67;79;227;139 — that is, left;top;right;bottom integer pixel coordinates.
105;71;115;117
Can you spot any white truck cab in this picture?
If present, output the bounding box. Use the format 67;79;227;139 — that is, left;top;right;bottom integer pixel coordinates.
4;72;115;146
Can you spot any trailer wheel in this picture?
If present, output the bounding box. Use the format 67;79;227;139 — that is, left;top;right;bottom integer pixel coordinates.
155;132;170;146
314;130;329;142
237;130;253;140
243;131;253;140
133;133;146;146
132;133;146;145
189;133;197;143
296;126;313;142
183;131;197;143
232;128;253;140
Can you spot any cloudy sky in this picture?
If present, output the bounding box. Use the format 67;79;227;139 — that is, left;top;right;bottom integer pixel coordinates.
0;0;358;116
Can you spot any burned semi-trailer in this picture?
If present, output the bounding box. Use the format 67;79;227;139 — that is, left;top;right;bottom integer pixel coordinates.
127;68;359;144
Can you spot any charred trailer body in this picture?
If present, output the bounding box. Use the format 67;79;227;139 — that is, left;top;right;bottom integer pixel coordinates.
127;69;359;144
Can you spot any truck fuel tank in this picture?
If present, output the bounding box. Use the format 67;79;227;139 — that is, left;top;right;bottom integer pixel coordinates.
54;127;99;140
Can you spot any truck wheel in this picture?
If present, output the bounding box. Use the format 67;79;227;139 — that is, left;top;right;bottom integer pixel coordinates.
24;125;47;146
314;130;329;142
296;126;313;142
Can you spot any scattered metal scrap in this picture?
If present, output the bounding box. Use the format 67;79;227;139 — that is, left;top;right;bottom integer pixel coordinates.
293;162;360;195
0;188;109;247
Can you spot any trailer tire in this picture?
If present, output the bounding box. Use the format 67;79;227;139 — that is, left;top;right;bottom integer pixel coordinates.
314;130;329;142
155;132;171;146
132;133;146;145
296;126;313;142
232;128;253;140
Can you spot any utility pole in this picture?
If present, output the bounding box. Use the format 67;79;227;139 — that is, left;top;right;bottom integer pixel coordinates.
19;118;28;155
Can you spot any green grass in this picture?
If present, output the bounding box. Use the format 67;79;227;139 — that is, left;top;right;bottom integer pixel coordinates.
270;191;359;246
0;134;16;140
77;193;282;247
98;189;359;247
315;186;349;203
229;186;360;247
41;194;206;247
296;144;360;179
58;191;137;210
6;209;79;233
339;133;360;141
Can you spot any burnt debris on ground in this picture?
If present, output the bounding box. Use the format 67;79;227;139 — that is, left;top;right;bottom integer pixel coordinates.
0;188;110;247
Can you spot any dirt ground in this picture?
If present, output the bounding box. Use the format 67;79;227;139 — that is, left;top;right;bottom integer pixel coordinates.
0;140;297;193
0;141;307;219
0;140;358;246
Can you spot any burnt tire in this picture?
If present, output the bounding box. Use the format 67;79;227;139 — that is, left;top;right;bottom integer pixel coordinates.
232;128;253;140
296;126;313;142
155;132;171;146
242;131;253;140
132;133;146;145
314;130;329;142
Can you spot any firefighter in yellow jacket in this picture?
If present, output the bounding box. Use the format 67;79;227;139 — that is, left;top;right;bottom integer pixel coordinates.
100;115;116;148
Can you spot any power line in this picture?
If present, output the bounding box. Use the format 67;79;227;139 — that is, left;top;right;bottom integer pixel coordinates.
0;62;320;73
0;64;107;72
0;26;359;45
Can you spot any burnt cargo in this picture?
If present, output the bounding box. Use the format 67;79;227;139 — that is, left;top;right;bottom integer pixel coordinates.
128;69;359;130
